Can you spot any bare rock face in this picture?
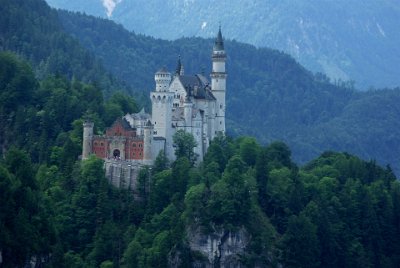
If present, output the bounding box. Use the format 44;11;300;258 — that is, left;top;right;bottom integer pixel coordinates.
187;225;250;268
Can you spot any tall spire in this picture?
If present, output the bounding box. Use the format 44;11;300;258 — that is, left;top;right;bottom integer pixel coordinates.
213;25;224;51
175;55;183;76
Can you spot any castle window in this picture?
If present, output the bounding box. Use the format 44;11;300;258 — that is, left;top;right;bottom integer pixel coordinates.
94;142;98;146
139;144;142;148
100;142;104;146
132;143;136;147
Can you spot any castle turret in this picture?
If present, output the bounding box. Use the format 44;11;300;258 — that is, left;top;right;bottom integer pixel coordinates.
211;26;227;136
143;120;153;164
82;121;94;160
155;67;172;92
152;68;174;159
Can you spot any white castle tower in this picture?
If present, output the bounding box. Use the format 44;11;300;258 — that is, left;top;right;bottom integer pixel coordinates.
151;67;174;159
211;26;227;135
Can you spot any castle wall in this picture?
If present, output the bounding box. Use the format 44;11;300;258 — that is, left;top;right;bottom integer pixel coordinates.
105;159;140;191
152;138;166;160
192;117;204;161
93;138;108;158
126;140;144;160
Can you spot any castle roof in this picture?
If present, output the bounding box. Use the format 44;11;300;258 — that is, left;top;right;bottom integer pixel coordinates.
178;74;216;101
120;118;134;130
128;109;151;120
105;117;136;136
213;26;224;51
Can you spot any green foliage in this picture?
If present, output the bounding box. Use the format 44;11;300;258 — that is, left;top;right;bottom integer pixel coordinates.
0;149;56;266
280;214;320;268
153;150;169;173
239;136;260;166
0;0;131;96
0;52;143;266
203;133;232;174
173;129;198;164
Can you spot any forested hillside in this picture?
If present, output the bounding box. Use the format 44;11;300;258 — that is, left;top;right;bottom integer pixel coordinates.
1;53;400;267
0;51;139;266
45;0;400;90
56;10;400;175
0;0;131;97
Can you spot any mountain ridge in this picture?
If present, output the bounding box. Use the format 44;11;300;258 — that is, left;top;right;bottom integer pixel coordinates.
45;0;400;89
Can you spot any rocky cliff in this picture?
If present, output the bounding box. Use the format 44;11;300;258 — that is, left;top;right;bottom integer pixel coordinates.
179;226;250;268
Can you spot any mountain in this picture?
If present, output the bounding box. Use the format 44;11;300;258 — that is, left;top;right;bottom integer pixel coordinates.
45;0;400;90
55;10;400;175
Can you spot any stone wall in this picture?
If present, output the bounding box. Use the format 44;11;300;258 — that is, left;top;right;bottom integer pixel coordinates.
104;159;141;190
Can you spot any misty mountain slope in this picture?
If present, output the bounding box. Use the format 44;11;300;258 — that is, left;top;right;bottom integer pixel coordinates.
57;10;400;174
45;0;400;90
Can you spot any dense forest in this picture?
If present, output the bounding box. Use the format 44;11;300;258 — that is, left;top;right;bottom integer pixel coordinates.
57;10;400;175
0;0;134;98
1;53;400;267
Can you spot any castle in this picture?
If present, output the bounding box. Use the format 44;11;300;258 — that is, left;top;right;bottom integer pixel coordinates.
81;28;226;188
